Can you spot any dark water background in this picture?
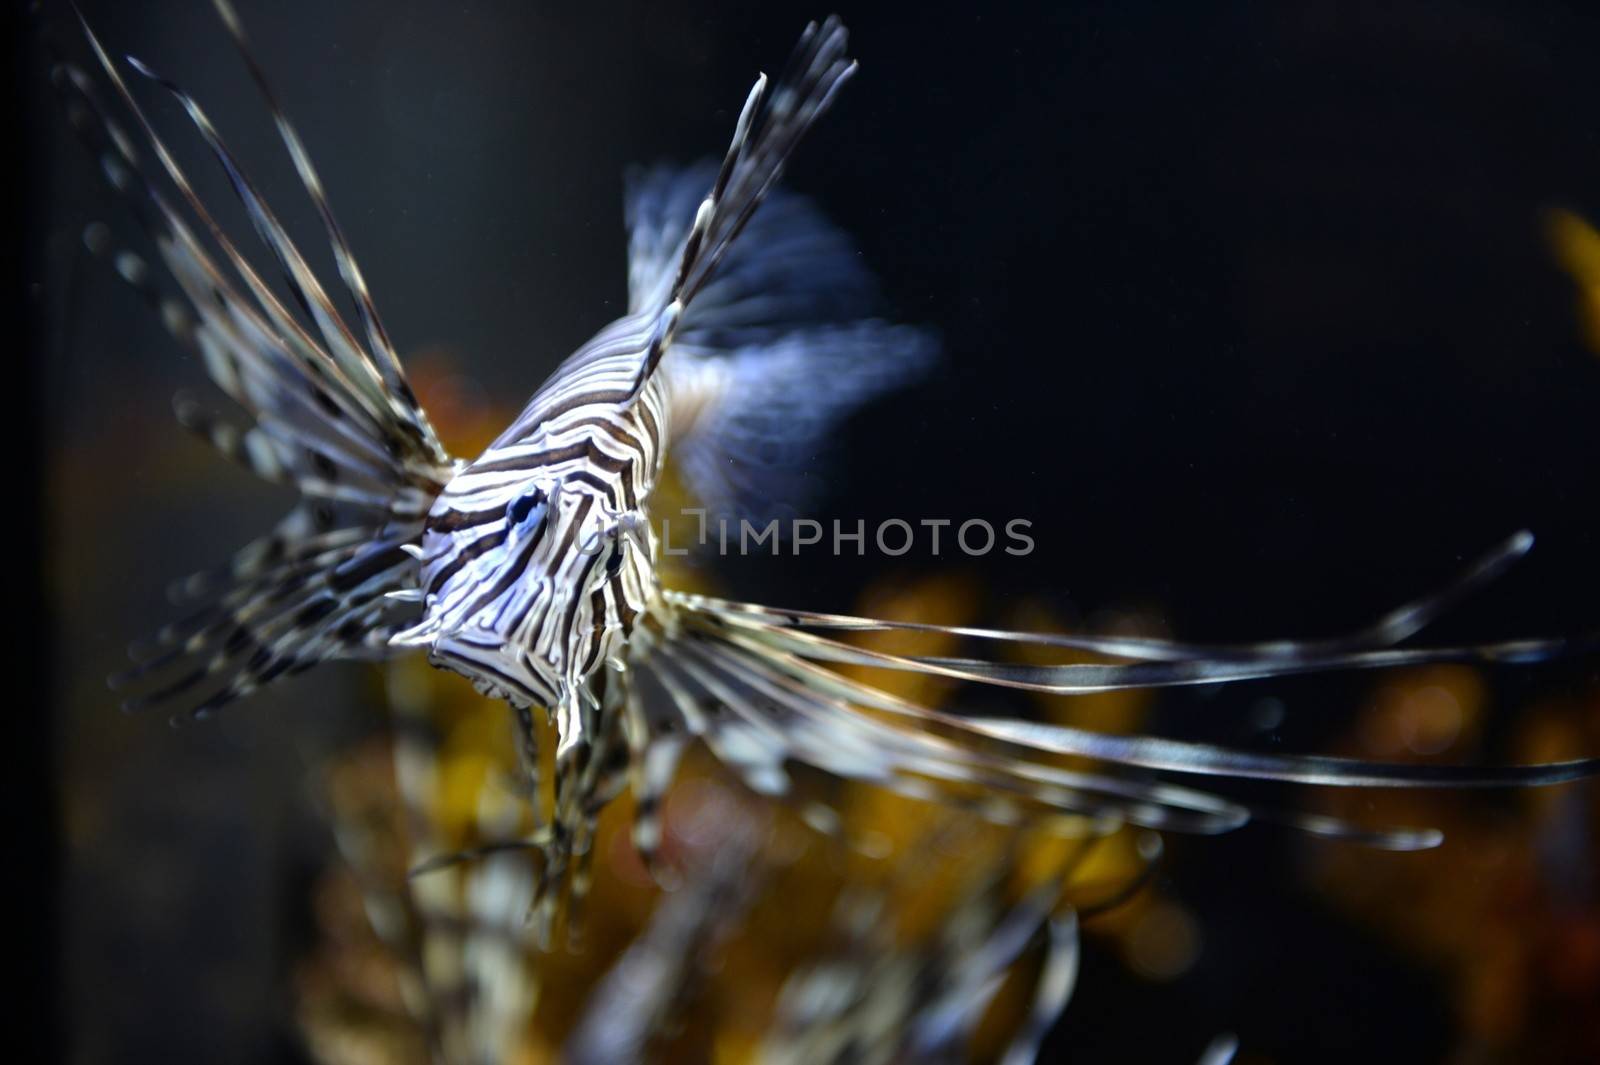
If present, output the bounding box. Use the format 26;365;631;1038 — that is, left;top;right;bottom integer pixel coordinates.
19;1;1600;1061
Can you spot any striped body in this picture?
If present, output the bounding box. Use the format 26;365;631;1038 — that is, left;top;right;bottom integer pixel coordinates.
404;313;672;749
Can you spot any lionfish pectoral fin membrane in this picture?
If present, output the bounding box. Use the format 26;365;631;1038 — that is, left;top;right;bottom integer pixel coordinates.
642;534;1597;849
64;3;452;722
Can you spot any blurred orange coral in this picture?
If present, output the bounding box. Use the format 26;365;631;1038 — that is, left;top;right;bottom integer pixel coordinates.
1310;668;1600;1061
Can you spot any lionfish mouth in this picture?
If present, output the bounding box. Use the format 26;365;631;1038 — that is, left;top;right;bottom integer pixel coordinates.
390;555;561;710
422;626;557;711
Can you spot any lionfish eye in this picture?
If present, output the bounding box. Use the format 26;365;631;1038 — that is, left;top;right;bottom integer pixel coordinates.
506;489;546;526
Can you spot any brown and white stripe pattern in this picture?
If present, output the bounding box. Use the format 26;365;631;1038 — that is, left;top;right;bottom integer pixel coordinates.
390;19;861;769
395;312;673;735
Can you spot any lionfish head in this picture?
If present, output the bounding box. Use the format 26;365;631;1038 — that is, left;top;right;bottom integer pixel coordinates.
393;472;639;714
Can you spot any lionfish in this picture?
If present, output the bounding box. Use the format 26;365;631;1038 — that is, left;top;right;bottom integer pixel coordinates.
59;2;1598;924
